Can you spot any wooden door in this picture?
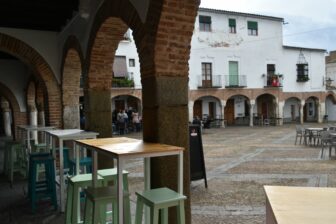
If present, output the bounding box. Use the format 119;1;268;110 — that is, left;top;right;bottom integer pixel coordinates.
202;63;212;88
224;99;234;125
209;102;216;119
291;105;295;121
115;100;125;111
193;100;202;119
262;102;268;119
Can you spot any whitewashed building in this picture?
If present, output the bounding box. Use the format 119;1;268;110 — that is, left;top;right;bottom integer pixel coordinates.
112;8;335;125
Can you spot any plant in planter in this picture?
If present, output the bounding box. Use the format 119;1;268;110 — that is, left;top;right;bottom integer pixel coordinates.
297;75;309;82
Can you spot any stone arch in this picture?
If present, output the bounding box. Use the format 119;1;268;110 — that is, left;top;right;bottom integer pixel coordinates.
193;95;222;120
225;94;251;126
304;96;319;122
256;93;277;119
0;33;62;127
283;97;302;123
61;36;84;129
0;82;26;139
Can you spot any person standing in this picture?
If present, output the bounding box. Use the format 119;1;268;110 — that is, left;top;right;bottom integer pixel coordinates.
132;110;141;132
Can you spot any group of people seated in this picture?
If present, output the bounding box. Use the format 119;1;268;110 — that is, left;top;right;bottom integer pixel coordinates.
112;107;141;135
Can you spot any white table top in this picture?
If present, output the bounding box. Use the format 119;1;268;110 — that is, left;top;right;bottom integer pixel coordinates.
45;129;99;140
305;127;324;131
265;185;336;224
17;125;55;131
75;137;184;158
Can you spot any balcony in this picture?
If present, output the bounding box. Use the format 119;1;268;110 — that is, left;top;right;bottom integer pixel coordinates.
264;74;283;87
112;76;134;88
224;75;247;88
296;75;309;82
197;75;222;88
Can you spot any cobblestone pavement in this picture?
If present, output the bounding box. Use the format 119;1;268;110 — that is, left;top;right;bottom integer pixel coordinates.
1;124;335;223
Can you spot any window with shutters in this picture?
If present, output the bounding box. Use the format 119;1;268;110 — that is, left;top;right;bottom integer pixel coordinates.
229;18;236;33
247;21;258;36
199;15;212;32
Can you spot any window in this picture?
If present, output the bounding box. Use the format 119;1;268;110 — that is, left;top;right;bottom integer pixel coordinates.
247;21;258;36
129;58;135;67
229;18;236;33
199;15;211;32
296;64;309;82
202;62;212;87
113;56;127;77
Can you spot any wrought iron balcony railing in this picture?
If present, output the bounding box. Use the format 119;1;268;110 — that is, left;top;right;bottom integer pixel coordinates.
197;75;222;88
224;75;247;88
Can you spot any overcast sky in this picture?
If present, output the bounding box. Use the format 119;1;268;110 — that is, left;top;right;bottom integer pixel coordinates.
200;0;336;52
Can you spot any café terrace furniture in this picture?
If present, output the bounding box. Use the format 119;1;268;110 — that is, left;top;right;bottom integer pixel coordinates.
16;125;55;153
75;137;184;224
264;185;336;224
45;129;99;212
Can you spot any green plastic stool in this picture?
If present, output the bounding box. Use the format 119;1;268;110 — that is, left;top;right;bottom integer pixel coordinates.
135;187;186;224
83;186;131;224
65;174;104;224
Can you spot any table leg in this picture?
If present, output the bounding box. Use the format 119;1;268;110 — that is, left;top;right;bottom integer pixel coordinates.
75;143;80;175
59;140;65;212
144;158;150;223
27;131;31;153
92;150;98;188
117;158;124;224
178;151;183;194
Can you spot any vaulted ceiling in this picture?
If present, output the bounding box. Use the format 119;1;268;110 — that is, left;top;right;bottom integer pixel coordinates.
0;0;79;32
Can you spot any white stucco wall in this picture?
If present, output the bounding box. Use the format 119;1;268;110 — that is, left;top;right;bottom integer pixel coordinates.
326;97;336;121
0;59;29;112
0;28;59;81
199;96;222;118
283;98;300;122
115;35;142;88
187;10;326;93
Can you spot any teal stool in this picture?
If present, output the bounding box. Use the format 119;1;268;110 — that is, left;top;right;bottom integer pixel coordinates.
83;186;131;224
29;154;57;213
65;174;104;224
69;157;92;175
135;187;186;224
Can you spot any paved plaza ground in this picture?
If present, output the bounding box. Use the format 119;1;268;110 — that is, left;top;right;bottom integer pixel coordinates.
1;123;335;223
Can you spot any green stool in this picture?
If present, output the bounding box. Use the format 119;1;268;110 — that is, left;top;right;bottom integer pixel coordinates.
5;142;27;187
65;174;104;224
135;187;186;224
83;186;131;224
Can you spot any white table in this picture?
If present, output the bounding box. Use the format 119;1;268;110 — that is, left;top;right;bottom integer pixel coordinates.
45;129;99;212
75;137;184;224
16;125;55;152
265;185;336;224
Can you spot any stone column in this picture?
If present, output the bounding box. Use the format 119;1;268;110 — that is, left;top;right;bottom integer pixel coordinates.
188;100;194;122
221;100;226;127
63;104;80;129
249;100;255;127
278;101;284;125
318;102;325;123
1;100;12;137
300;100;305;124
142;76;190;223
84;89;112;168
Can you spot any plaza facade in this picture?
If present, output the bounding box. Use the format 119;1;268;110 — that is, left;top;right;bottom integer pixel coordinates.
111;8;336;126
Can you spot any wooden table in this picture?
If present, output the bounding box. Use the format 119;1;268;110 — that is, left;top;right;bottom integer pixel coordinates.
45;129;99;212
75;137;184;224
264;185;336;224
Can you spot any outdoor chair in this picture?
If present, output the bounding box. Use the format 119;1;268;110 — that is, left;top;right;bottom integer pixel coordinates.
295;125;304;145
320;131;332;159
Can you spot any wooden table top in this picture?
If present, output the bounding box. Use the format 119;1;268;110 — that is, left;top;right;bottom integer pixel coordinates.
75;137;184;157
264;185;336;224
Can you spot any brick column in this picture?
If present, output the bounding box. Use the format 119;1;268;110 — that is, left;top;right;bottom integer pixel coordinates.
318;102;325;123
